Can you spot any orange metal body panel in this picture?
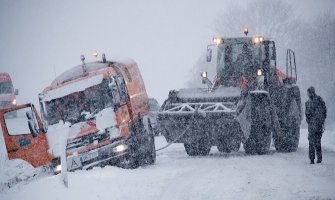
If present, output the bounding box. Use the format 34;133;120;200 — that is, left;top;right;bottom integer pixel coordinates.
0;104;54;168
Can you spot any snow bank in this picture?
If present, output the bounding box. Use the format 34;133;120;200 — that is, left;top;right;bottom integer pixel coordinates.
40;74;103;102
46;121;71;157
2;129;335;200
0;159;36;192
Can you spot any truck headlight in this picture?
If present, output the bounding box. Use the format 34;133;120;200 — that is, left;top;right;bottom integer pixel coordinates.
257;69;263;76
213;37;223;45
201;71;208;78
12;98;17;105
113;144;128;153
55;164;62;172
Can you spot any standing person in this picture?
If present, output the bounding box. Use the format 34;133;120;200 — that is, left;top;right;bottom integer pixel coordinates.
305;86;327;164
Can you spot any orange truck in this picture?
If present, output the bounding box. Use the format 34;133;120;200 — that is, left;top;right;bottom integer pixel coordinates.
0;73;19;114
38;54;155;170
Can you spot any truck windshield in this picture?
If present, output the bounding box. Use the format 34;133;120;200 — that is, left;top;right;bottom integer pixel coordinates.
44;79;114;125
0;82;13;94
217;42;264;86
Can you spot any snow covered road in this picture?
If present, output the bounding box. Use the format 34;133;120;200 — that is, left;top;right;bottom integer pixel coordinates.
1;129;335;200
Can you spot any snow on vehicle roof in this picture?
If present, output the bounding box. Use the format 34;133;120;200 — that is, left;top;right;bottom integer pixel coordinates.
40;74;104;102
51;63;108;86
177;87;241;99
51;58;136;86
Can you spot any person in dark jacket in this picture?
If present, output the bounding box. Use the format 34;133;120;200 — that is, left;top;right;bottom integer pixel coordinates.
305;86;327;164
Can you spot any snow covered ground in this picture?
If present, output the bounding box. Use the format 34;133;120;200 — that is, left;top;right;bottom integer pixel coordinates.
1;129;335;200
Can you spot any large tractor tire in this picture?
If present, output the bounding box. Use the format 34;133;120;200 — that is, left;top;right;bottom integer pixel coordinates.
274;86;301;152
217;124;241;153
217;139;241;153
217;137;230;153
244;92;272;155
274;117;300;152
184;137;211;156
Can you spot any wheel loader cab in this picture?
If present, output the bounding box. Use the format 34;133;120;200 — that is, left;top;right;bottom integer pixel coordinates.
210;37;277;90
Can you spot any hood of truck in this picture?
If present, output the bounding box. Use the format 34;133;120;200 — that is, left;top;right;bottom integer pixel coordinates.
68;120;99;139
65;107;119;155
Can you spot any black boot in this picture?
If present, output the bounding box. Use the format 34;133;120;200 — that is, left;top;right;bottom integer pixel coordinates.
317;160;322;164
310;160;315;164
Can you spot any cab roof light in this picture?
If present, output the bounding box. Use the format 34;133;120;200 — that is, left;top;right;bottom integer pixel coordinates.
213;37;224;45
244;28;249;36
253;36;265;44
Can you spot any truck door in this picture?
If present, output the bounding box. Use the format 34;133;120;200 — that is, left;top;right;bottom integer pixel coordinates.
0;104;53;167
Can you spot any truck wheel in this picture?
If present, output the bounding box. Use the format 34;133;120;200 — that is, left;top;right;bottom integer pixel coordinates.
145;133;156;165
184;137;211;156
118;151;140;169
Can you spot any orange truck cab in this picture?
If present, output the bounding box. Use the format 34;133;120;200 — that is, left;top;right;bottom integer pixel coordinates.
38;54;156;170
0;103;60;172
0;73;19;114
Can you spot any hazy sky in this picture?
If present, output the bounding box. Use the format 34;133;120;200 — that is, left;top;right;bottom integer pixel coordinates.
1;0;334;106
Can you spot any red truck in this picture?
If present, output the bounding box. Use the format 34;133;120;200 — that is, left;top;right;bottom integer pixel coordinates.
0;73;19;114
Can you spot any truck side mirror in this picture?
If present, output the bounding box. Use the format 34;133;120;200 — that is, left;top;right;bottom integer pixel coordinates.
14;89;19;95
42;121;48;133
206;48;212;62
26;111;38;137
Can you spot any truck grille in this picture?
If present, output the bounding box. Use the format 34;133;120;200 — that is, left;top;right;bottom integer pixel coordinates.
66;131;110;151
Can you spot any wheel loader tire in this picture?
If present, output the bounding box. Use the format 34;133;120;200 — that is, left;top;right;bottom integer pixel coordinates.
230;139;241;152
244;125;271;155
217;136;241;153
217;137;230;153
275;117;300;152
274;86;301;152
244;92;271;155
184;137;211;156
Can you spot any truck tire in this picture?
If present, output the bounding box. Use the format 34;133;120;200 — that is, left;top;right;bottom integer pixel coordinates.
118;150;140;169
184;137;211;156
244;92;272;155
145;119;156;165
